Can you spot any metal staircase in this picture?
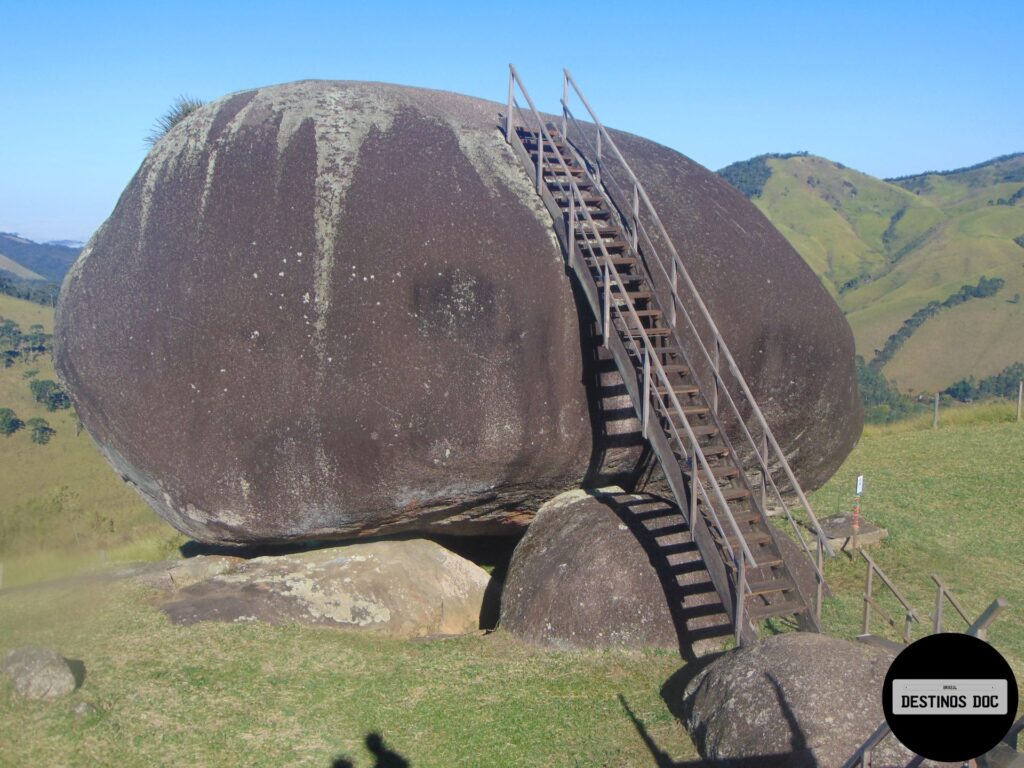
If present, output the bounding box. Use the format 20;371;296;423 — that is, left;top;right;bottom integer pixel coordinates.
504;66;836;644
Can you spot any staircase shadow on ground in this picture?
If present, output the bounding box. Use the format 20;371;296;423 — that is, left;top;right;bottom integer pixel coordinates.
595;490;733;661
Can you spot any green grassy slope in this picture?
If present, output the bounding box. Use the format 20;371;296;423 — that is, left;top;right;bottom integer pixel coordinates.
723;153;1024;392
810;404;1024;684
1;403;1019;766
0;295;172;587
0;254;45;281
0;233;79;283
0;582;697;766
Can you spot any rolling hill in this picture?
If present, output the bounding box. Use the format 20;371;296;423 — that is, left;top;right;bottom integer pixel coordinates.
719;153;1024;392
0;232;80;283
0;293;164;585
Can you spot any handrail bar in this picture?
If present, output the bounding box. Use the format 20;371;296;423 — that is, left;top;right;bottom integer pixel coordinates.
557;93;829;590
840;721;893;768
507;65;758;573
560;68;835;559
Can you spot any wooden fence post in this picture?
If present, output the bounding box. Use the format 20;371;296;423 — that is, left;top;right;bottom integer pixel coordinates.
1017;380;1022;422
933;392;940;429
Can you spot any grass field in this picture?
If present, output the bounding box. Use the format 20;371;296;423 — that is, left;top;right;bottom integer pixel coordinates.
811;401;1024;689
0;327;176;588
2;399;1021;765
0;581;697;767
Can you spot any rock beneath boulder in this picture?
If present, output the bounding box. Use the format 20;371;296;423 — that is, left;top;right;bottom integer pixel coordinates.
55;79;861;546
1;646;78;701
134;554;245;591
160;539;490;637
679;633;929;767
499;490;730;653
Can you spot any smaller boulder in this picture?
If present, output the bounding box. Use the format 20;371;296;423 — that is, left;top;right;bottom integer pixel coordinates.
1;646;78;701
499;489;730;652
160;539;491;637
679;633;930;767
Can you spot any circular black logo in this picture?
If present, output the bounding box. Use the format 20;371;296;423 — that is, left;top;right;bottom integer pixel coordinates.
883;633;1018;762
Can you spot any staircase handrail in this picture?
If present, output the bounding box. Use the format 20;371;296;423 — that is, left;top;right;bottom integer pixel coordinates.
562;98;826;581
559;68;835;563
506;65;759;576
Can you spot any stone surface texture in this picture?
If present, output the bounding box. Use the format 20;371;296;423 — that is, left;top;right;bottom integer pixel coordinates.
681;633;946;767
55;79;862;545
1;646;78;701
499;490;729;651
134;554;246;591
160;539;491;637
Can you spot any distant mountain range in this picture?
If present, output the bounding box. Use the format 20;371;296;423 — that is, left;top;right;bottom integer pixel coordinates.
718;152;1024;392
0;233;81;284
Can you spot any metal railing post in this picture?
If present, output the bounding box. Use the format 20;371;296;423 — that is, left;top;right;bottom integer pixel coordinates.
668;258;677;327
761;430;768;510
862;559;874;635
568;191;575;257
506;67;514;142
735;551;746;645
631;183;639;250
712;339;720;416
934;582;944;634
602;263;610;348
535;130;543;192
595;129;602;183
642;349;651;439
815;537;824;625
968;598;1008;640
561;73;568;138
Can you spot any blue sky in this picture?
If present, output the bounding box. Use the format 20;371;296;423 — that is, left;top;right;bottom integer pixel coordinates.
1;0;1021;242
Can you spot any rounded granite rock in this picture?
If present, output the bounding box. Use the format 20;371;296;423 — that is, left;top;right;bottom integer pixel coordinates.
1;646;78;701
679;633;935;767
499;489;730;652
55;79;861;545
159;539;491;637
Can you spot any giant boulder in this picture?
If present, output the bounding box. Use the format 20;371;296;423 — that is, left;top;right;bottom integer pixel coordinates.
55;80;861;545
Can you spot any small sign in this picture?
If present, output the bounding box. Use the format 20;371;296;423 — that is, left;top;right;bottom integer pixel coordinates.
883;633;1019;762
856;474;864;495
892;679;1008;715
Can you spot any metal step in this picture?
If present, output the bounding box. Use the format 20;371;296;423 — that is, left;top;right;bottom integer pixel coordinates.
696;486;751;502
619;326;674;339
585;255;637;267
654;383;699;397
581;239;630;254
747;596;806;621
747;576;797;597
713;528;774;548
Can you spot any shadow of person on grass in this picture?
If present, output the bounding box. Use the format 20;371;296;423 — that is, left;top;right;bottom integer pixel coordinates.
623;670;814;768
331;732;410;768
